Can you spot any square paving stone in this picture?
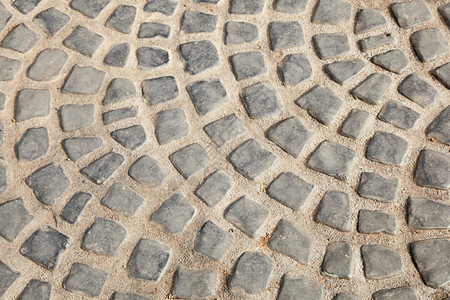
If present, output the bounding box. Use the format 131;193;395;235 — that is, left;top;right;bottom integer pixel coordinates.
59;104;94;132
20;226;70;270
203;114;245;147
426;106;450;145
228;139;277;180
181;10;217;33
62;65;105;94
64;263;107;297
339;109;369;139
0;56;20;81
410;238;450;288
398;74;438;107
322;242;354;279
230;52;266;81
354;9;387;34
230;0;264;14
15;88;50;122
1;23;40;53
228;252;273;294
269;21;304;51
187;78;228;116
439;3;450;27
25;163;70;206
274;0;308;13
142;76;179;105
279;53;312;85
391;0;432;28
103;78;136;104
358;210;397;234
0;198;32;242
357;172;398;203
410;28;448;62
361;244;403;279
224;196;269;237
407;197;450;230
194;220;230;261
33;7;70;37
359;34;395;52
277;275;323;300
18;279;51;300
112;292;152;300
138;22;171;38
62;137;102;161
103;107;138;125
296;85;342;125
70;0;111;18
433;62;450;90
315;190;351;232
172;267;217;298
313;33;349;59
225;21;258;44
127;238;171;281
0;3;12;31
351;73;391;105
27;48;68;81
104;43;130;67
136;47;169;70
266;172;314;210
16;127;49;161
266;117;313;157
371;49;409;74
169;143;210;179
63;25;104;57
82;217;127;255
101;183;144;216
0;261;19;297
111;125;146;150
366;131;409;165
195;171;231;207
155;108;188;144
150;193;195;234
324;59;365;85
80;152;124;184
179;40;219;74
312;0;351;24
241;82;282;119
128;155;166;187
377;100;420;130
268;219;314;263
372;287;417;300
143;0;177;16
414;149;449;190
307;140;355;181
105;5;136;34
60;192;92;224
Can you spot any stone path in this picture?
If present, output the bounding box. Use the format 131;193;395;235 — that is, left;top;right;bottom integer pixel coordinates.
0;0;449;299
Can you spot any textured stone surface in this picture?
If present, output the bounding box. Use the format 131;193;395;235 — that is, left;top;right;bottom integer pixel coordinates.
391;0;432;28
104;43;130;67
313;33;349;59
414;149;449;190
62;65;105;94
64;263;107;296
266;172;314;210
296;85;342;125
434;62;450;89
230;52;266;81
169;143;210;179
339;109;369;139
0;261;19;297
150;193;195;233
33;7;69;36
15;88;50;122
277;275;323;300
27;48;68;81
138;22;170;38
137;47;169;70
359;34;395;52
194;220;230;260
361;244;403;279
144;0;177;15
279;54;312;85
101;183;144;216
63;25;104;57
426;106;450;145
70;0;111;18
62;137;102;161
0;3;12;31
128;155;165;187
82;218;127;255
241;82;282;118
0;198;33;242
371;49;409;74
0;56;20;81
16;127;49;161
358;210;397;234
324;59;365;85
372;287;417;300
59;104;94;132
179;40;219;74
410;28;448;62
269;21;304;51
225;196;269;237
230;0;264;15
398;74;437;107
357;172;398;203
195;171;231;207
80;152;124;184
60;192;92;224
105;5;136;34
103;107;138;125
142;76;178;105
1;23;40;53
408;197;450;230
315;190;351;231
225;21;258;44
155;108;188;144
366;131;409;165
103;78;136;104
313;0;351;24
18;279;51;300
351;73;391;105
187;79;228;116
322;242;354;279
204;114;245;147
378;100;420;130
172;268;217;298
111;125;146;150
354;9;386;34
181;10;217;33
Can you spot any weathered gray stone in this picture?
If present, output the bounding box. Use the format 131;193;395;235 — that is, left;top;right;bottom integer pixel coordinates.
0;56;20;81
20;226;70;270
434;62;450;90
224;196;269;237
181;10;217;33
398;74;437;107
15;88;50;122
366;131;408;165
315;190;351;231
313;33;349;59
105;5;136;34
358;210;397;234
103;107;137;125
439;3;450;27
266;172;314;210
138;22;170;38
269;219;314;263
60;192;92;224
277;275;323;300
359;34;395;52
357;172;398;203
203;114;245;147
62;137;102;161
70;0;111;18
324;59;365;85
137;47;169;70
172;267;217;298
274;0;308;13
313;0;351;24
0;198;33;242
103;78;135;104
279;53;312;85
371;49;409;74
155;108;188;145
230;52;266;80
101;183;144;216
143;0;177;16
33;7;69;36
354;9;386;34
426;106;450;145
59;104;94;132
1;23;40;53
378;100;420;130
372;287;417;300
408;197;450;230
351;73;391;104
241;82;282;118
410;238;450;288
225;21;258;44
18;279;51;300
112;292;152;300
16;127;49;161
0;92;4;110
0;3;12;31
104;43;130;67
82;217;127;255
179;40;219;74
414;149;449;190
339;109;369;139
142;76;178;105
296;85;342;125
269;21;304;51
361;244;403;279
62;65;105;94
228;139;277;180
80;152;124;184
128;155;166;187
267;117;313;157
307;140;355;181
127;238;171;281
0;163;5;194
0;261;19;297
64;263;107;297
0;123;2;147
322;242;354;279
391;0;432;28
111;125;146;150
230;0;264;14
187;79;228;116
150;193;195;233
169;143;210;179
27;48;68;81
410;28;448;62
228;252;273;294
194;221;230;260
333;294;359;300
63;25;104;57
195;171;231;207
25;163;70;206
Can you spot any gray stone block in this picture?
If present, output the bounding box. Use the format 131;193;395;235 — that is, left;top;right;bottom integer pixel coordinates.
70;0;111;18
230;52;266;81
18;279;51;300
313;33;349;59
103;78;135;104
351;73;391;104
433;62;450;89
414;149;449;190
33;7;69;36
338;109;369;139
101;183;144;216
410;28;448;62
59;104;94;132
16;127;49;161
80;152;124;184
0;198;33;242
230;0;264;14
155;108;188;145
62;137;102;161
361;244;403;279
269;21;304;51
172;267;217;298
357;172;398;203
27;48;68;81
372;287;417;300
439;3;450;27
0;261;19;297
128;155;166;187
224;196;269;237
104;43;130;67
324;59;365;85
138;22;170;38
150;193;195;233
82;217;127;255
179;40;219;74
408;197;450;230
143;0;177;16
15;88;50;122
169;143;210;179
371;49;409;74
241;82;282;118
62;65;105;94
203;114;245;147
359;34;395;52
426;105;449;145
63;25;104;57
274;0;308;13
366;131;409;165
111;125;146;150
60;192;92;224
194;221;230;261
181;10;217;33
1;23;40;53
315;190;351;231
187;78;228;116
277;275;323;300
105;5;136;34
225;21;258;44
103;107;138;125
279;53;312;85
398;74;437;107
142;76;178;105
266;172;314;210
137;47;168;70
313;0;351;24
267;117;313;157
64;263;107;297
296;85;342;125
0;163;6;194
358;210;397;234
322;242;354;279
0;3;12;31
378;100;420;130
195;171;231;207
0;56;20;81
391;0;432;28
354;9;386;34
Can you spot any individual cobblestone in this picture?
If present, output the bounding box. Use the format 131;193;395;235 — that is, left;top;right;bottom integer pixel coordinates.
27;48;67;81
112;292;152;300
138;22;170;38
241;82;282;118
371;49;409;74
377;100;420;130
366;131;409;165
266;172;314;210
322;241;354;279
187;78;228;116
169;143;210;179
414;149;449;190
150;193;195;233
204;114;245;147
172;267;217;299
15;88;50;122
111;125;147;150
410;28;448;62
0;56;20;81
351;73;391;105
358;210;397;234
63;25;104;57
194;220;230;261
426;106;450;145
312;0;351;25
296;85;342;125
0;163;6;194
324;59;365;85
269;21;304;51
0;3;12;31
16;127;49;161
103;107;138;125
433;62;450;89
62;65;105;94
18;279;51;300
103;78;136;104
80;152;125;184
359;34;395;52
155;108;188;144
225;21;258;44
59;104;94;132
277;275;323;300
1;23;40;53
82;217;127;255
105;5;136;34
274;0;308;13
101;183;145;216
225;196;269;237
313;33;349;59
361;244;403;279
0;261;19;297
64;263;107;297
104;43;130;67
334;294;359;300
398;74;438;107
0;198;33;242
60;192;92;224
143;0;177;16
230;0;264;15
439;3;450;27
354;9;386;34
179;40;219;74
70;0;111;18
62;137;102;161
136;47;169;70
391;0;432;28
181;10;217;33
142;76;178;105
372;287;417;300
279;54;312;85
230;52;266;81
315;190;351;231
408;197;450;230
338;109;369;139
195;171;231;207
33;8;70;36
357;172;398;203
128;155;166;187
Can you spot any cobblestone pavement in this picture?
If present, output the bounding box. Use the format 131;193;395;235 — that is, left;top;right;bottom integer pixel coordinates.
0;0;449;299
